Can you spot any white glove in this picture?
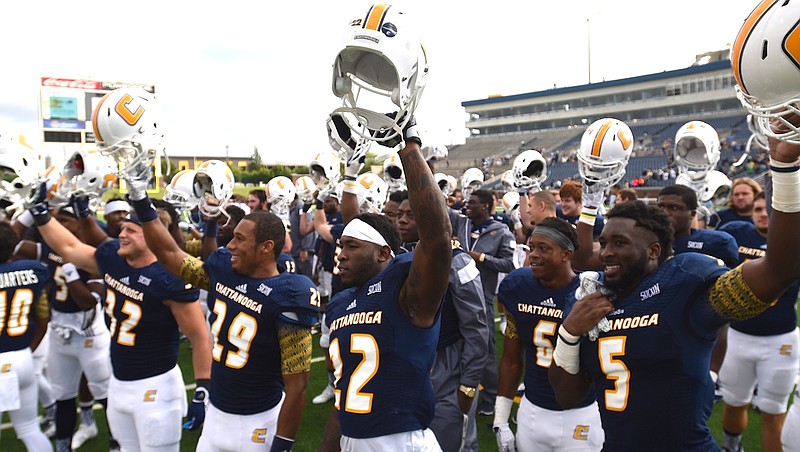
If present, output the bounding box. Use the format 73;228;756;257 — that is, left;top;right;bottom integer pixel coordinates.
123;163;151;201
582;182;607;209
61;263;81;284
576;272;613;341
508;207;521;229
494;423;516;452
316;187;333;204
178;221;192;232
344;143;369;179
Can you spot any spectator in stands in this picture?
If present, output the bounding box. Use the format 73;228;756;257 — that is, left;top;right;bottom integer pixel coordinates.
711;177;763;228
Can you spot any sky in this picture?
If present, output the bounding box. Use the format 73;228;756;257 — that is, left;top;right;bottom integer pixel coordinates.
0;0;762;167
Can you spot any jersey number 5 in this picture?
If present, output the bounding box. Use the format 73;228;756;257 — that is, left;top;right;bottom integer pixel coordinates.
598;336;630;411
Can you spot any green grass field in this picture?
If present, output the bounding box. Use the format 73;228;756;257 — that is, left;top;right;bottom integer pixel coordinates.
0;320;774;451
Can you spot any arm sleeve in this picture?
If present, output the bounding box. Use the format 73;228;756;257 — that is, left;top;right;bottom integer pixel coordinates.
708;264;770;322
179;254;211;291
278;320;313;375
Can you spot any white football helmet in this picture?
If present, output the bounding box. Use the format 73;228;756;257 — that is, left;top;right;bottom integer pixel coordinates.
309;150;341;189
267;176;297;219
512;150;547;190
460;167;484;199
295;175;317;204
676;169;732;208
193;160;234;218
0;137;38;208
435;172;456;197
91;87;166;177
61;150;118;199
355;172;388;214
42;164;69;207
382;151;406;191
732;0;800;144
674;121;720;180
331;3;428;144
577;118;633;187
423;144;448;163
164;169;200;212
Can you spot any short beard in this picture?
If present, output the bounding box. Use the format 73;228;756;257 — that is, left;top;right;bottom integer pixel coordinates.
604;254;648;295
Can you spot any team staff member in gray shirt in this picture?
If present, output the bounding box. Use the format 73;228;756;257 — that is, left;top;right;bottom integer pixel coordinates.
448;189;516;415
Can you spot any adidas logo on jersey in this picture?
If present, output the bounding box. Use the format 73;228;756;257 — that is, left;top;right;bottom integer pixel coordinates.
235;283;248;293
540;298;556;307
346;300;357;311
120;276;130;285
137;275;151;286
610;308;625;316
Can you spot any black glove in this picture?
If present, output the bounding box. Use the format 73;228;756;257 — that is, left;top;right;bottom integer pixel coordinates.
371;112;421;148
27;181;51;226
182;380;209;431
70;194;92;218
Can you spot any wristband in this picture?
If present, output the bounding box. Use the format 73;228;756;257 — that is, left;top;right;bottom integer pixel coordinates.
269;436;294;452
770;158;800;213
553;325;581;375
493;396;513;427
343;179;358;195
61;263;81;283
578;206;598;227
204;218;218;239
16;210;34;228
128;197;159;224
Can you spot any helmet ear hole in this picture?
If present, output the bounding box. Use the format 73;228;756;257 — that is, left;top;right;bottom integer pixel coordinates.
333;77;352;98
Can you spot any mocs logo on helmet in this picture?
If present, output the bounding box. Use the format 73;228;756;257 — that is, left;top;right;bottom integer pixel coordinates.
732;0;800;144
332;3;428;145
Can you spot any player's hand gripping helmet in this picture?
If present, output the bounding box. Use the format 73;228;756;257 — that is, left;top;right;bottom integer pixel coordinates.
193;160;234;218
309;150;342;189
91;87;166;178
674;121;721;181
382;151;406;191
164;169;200;212
732;0;800;144
295;175;317;204
512;150;547;191
267;176;297;219
577;118;633;188
355;172;388;214
460;167;484;199
331;3;428;144
61;150;118;199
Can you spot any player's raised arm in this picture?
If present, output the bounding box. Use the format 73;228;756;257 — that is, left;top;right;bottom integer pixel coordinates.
397;120;452;327
736;130;800;305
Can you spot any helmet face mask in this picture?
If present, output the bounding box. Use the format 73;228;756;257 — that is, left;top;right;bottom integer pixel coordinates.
331;3;428;144
356;172;388;214
91;87;165;175
295;175;317;204
309;150;341;189
382;152;406;191
577;118;633;188
512;150;547;190
62;150;118;200
434;172;456;198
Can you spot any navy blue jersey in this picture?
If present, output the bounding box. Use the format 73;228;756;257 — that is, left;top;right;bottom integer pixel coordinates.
204;248;319;415
42;243;94;314
566;253;728;451
719;220;800;336
0;260;50;353
277;252;296;274
710;208;752;229
325;252;441;438
318;212;343;272
95;241;199;381
673;228;740;268
498;269;595;411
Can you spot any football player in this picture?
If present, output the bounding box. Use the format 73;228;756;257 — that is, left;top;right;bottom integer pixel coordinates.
395;191;488;452
124;172;320;451
0;220;53;451
549;125;800;449
26;192;212;452
495;218;604;451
